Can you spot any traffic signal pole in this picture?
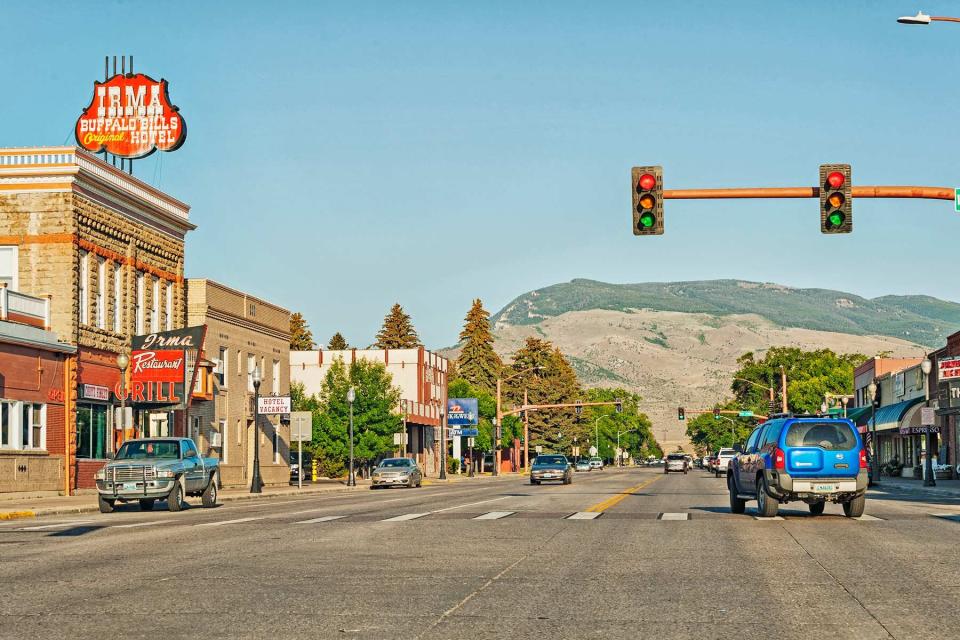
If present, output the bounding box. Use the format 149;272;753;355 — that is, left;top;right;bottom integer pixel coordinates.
662;185;953;201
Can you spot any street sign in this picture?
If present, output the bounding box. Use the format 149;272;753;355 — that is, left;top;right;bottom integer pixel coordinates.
921;407;936;427
467;437;475;447
257;395;291;415
737;410;754;417
448;428;479;438
589;446;598;456
955;188;960;213
289;411;312;442
535;445;543;453
572;446;580;457
393;432;408;446
447;398;479;426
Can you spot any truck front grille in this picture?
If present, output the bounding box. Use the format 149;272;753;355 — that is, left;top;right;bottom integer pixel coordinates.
112;466;156;482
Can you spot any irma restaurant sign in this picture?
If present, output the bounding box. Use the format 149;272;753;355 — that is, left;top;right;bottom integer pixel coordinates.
75;72;187;159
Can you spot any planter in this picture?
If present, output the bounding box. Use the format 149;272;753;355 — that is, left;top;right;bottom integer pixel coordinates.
936;469;953;480
901;467;916;478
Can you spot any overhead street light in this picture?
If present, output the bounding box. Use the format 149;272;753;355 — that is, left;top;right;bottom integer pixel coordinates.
897;11;960;25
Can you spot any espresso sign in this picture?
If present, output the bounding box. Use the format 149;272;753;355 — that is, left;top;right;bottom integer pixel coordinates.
75;73;187;159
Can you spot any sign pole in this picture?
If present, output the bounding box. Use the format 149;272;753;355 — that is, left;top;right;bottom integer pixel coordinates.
297;416;303;490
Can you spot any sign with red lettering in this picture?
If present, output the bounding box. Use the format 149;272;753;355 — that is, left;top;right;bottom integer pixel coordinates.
938;356;960;382
75;73;187;159
130;350;185;383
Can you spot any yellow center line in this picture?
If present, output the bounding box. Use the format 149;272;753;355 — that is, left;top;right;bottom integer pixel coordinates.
585;475;662;513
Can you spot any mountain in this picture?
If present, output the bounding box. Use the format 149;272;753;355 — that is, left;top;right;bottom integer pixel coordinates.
473;279;960;451
492;279;960;348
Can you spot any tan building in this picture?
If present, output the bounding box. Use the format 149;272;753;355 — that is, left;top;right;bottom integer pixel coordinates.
186;279;291;489
0;146;193;492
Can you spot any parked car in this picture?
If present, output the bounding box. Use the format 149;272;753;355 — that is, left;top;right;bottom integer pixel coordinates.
589;456;604;471
706;456;717;472
714;448;737;478
371;458;422;489
95;438;219;513
575;460;591;472
700;456;710;469
727;417;868;518
531;454;573;485
289;451;313;483
664;453;688;474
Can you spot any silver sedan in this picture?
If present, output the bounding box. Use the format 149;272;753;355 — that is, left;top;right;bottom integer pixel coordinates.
371;458;422;489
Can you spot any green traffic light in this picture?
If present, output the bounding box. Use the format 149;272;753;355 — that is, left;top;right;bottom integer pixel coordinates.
828;211;845;228
638;212;655;228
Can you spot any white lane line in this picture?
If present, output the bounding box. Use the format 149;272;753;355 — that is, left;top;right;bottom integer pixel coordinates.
931;513;960;521
285;497;408;517
381;513;429;522
753;515;785;521
195;517;265;527
473;511;514;520
567;512;601;520
431;496;509;514
296;516;346;524
114;520;171;529
17;520;93;531
856;514;883;521
659;513;690;521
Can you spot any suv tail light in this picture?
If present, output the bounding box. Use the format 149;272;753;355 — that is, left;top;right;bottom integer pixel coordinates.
859;447;868;469
773;447;785;471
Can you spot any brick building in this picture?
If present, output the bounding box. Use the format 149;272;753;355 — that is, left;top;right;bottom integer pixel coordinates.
186;279;291;489
0;146;193;492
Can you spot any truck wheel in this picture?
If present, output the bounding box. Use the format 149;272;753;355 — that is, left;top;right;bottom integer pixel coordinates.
201;473;218;508
808;502;825;516
728;475;745;514
98;495;115;514
138;498;155;511
756;477;779;518
530;478;539;485
167;480;184;512
842;494;866;518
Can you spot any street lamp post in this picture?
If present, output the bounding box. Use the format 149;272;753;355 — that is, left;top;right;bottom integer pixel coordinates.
439;403;447;480
347;386;356;487
898;11;960;25
250;366;263;494
921;358;935;487
617;428;638;467
116;352;129;443
495;365;540;477
867;380;879;487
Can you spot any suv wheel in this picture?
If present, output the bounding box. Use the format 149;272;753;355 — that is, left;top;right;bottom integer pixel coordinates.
842;494;866;518
728;474;745;514
808;502;825;516
756;477;779;517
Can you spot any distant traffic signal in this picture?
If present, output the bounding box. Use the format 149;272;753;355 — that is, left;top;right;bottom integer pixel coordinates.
615;400;623;414
632;165;663;235
575;401;583;416
819;164;852;234
678;407;685;421
713;408;721;420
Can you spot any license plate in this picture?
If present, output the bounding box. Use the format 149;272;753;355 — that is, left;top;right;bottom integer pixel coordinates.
814;484;838;492
543;474;557;478
123;482;139;491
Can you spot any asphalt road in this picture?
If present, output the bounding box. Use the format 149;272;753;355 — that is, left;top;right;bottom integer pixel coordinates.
3;467;960;640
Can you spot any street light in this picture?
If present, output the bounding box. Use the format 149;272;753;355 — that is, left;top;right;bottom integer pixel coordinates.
617;428;638;467
898;11;932;24
495;365;541;477
116;352;129;442
439;403;447;480
867;380;879;487
921;358;935;487
250;366;263;494
347;386;356;487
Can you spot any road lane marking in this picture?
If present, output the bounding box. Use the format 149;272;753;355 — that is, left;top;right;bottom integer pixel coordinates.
381;513;429;522
584;475;662;513
431;496;509;514
753;515;785;521
113;521;171;529
658;513;689;521
856;514;883;521
931;513;960;522
196;517;265;527
296;516;346;524
567;512;601;520
473;511;514;520
17;520;93;531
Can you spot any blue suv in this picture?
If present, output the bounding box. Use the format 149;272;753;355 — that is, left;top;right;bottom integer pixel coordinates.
727;417;868;518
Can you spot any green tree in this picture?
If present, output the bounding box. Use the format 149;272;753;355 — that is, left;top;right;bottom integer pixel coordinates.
289;312;315;350
327;332;349;350
685;403;755;456
455;299;502;394
374;303;420;349
577;388;657;461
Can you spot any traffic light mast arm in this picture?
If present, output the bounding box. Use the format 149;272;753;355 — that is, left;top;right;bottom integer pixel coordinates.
500;400;621;418
685;409;769;421
663;186;953;201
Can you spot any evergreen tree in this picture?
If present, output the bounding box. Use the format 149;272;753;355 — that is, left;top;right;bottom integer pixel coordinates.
374;303;420;349
289;312;315;350
327;332;349;350
455;299;502;394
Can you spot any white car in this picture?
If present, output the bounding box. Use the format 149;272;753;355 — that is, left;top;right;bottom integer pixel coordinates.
714;448;737;477
589;457;604;470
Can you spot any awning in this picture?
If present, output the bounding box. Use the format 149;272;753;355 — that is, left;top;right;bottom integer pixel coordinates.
859;397;924;433
845;406;872;427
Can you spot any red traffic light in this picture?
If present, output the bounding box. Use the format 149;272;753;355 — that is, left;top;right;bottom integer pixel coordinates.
826;171;845;189
638;173;657;191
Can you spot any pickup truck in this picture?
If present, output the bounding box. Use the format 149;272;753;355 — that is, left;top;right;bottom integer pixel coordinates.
95;437;219;513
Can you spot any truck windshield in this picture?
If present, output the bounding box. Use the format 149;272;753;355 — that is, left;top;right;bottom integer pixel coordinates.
115;441;180;460
785;422;857;451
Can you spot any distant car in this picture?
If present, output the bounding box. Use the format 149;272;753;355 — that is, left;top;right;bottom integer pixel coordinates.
371;458;422;489
589;457;604;471
701;456;710;469
714;448;737;477
531;455;573;485
289;451;313;483
664;453;688;474
575;460;591;472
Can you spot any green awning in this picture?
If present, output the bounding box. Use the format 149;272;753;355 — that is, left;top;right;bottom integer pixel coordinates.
845;405;872;426
865;398;924;432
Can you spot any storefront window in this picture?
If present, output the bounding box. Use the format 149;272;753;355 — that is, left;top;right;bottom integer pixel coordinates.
76;403;109;459
0;401;11;447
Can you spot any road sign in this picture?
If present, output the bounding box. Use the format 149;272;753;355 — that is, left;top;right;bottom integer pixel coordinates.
589;446;598;456
448;428;479;438
535;445;543;453
572;446;580;457
955;188;960;213
922;407;936;427
289;411;312;442
737;410;754;417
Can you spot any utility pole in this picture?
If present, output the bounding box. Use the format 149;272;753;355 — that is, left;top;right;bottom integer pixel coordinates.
780;365;788;413
523;389;529;470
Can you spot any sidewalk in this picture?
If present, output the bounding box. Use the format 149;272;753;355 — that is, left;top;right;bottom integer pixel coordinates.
871;475;960;499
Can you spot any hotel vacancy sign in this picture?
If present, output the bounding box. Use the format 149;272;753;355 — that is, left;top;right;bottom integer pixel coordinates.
258;396;291;415
75;73;187;158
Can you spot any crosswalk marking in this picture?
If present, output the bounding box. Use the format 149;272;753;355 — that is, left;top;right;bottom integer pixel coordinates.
753;515;784;521
856;514;883;521
567;512;601;520
17;520;93;531
473;511;514;520
196;517;265;527
931;513;960;522
114;521;171;529
659;513;689;521
296;515;346;524
381;513;429;522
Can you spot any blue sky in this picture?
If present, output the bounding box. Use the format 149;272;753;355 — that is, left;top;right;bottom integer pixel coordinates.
2;1;958;348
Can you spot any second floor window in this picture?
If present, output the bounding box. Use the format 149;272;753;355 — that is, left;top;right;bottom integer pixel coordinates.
217;347;228;387
113;263;122;333
136;273;144;335
0;246;18;289
165;281;173;330
151;278;159;331
79;251;89;325
96;257;106;329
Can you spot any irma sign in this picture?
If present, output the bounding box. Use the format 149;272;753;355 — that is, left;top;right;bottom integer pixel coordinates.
75;73;187;159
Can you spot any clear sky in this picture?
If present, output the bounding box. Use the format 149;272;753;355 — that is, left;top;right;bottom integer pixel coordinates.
2;1;958;348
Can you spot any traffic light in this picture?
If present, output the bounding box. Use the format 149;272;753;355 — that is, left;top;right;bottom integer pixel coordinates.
873;384;882;408
713;408;721;420
678;407;685;421
575;401;583;416
632;165;663;235
615;400;623;414
819;164;852;234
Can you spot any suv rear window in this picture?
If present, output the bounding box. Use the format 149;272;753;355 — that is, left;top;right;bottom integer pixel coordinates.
667;454;685;460
785;422;857;451
718;449;736;456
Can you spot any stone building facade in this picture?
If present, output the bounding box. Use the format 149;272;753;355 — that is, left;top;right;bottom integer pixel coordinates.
0;146;193;492
186;279;291;489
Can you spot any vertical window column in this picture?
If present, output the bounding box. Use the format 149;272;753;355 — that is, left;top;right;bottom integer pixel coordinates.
113;262;122;333
79;251;89;325
136;273;144;335
96;257;106;329
165;281;173;330
151;277;159;331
